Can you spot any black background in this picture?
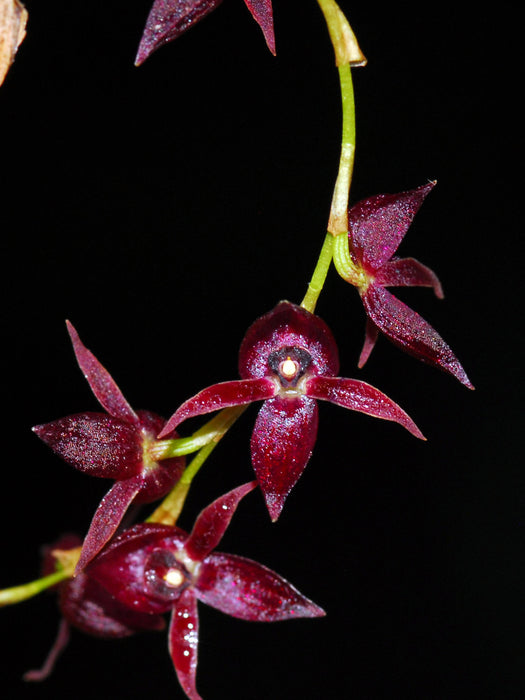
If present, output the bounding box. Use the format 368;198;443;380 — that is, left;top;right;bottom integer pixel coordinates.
1;2;522;698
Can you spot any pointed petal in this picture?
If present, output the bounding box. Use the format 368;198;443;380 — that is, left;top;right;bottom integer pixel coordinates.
243;0;275;54
32;413;142;479
169;590;202;700
348;182;435;271
158;378;277;438
306;376;425;439
23;618;70;682
185;482;257;562
362;285;474;388
75;476;143;573
196;552;325;621
135;0;223;66
358;318;379;368
66;321;139;424
251;396;318;521
376;257;444;298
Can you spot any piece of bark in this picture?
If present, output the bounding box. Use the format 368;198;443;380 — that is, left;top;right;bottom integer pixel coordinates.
0;0;27;87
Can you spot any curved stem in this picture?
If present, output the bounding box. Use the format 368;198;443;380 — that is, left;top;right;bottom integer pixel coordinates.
301;233;334;313
147;405;247;525
0;569;69;607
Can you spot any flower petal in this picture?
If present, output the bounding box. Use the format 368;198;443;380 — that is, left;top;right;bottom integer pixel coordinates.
196;552;325;621
158;377;277;438
135;0;223;66
32;413;142;479
357;318;379;368
375;257;444;298
306;376;425;440
169;589;202;700
75;476;143;573
362;284;474;388
66;321;139;424
185;482;257;562
250;396;318;521
348;182;435;271
243;0;275;55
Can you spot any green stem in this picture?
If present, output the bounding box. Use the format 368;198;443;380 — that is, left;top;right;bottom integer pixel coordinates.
147;405;247;525
0;569;69;607
300;233;334;312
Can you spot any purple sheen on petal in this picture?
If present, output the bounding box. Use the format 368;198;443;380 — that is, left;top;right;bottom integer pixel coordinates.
23;619;70;682
185;481;257;562
375;257;444;298
135;0;223;66
348;182;435;272
243;0;275;54
250;395;319;521
169;590;202;700
196;552;325;621
32;413;142;479
66;321;139;425
306;376;425;440
88;523;187;615
239;301;340;380
358;318;379;368
362;285;474;389
158;377;277;438
75;476;143;573
60;570;165;637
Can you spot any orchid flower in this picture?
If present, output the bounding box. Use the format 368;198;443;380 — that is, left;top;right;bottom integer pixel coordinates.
33;322;185;572
159;301;425;520
335;182;473;388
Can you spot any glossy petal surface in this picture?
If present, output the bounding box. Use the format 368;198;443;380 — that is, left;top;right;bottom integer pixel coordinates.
185;481;257;562
376;257;444;298
239;301;339;379
251;395;319;521
362;285;473;388
348;183;435;272
75;475;143;573
306;376;425;440
244;0;275;54
32;413;142;479
135;0;223;66
67;321;138;424
196;552;325;621
169;590;201;700
159;377;277;438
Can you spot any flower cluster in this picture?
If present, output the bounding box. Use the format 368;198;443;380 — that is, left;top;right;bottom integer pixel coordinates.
26;484;323;700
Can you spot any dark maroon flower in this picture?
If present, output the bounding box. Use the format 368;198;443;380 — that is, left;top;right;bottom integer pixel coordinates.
24;535;165;682
135;0;275;66
159;301;424;520
87;481;324;700
337;182;473;388
32;322;185;572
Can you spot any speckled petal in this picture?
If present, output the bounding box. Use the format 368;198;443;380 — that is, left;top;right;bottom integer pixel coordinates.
306;375;425;440
169;589;202;700
135;0;223;66
75;475;143;573
251;395;319;521
362;284;474;388
32;413;142;479
348;182;435;272
196;552;325;621
185;482;257;562
375;256;444;298
158;378;277;438
244;0;275;54
66;321;139;424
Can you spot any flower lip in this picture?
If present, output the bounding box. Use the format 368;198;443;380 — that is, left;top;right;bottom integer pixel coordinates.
268;346;312;389
144;549;193;603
